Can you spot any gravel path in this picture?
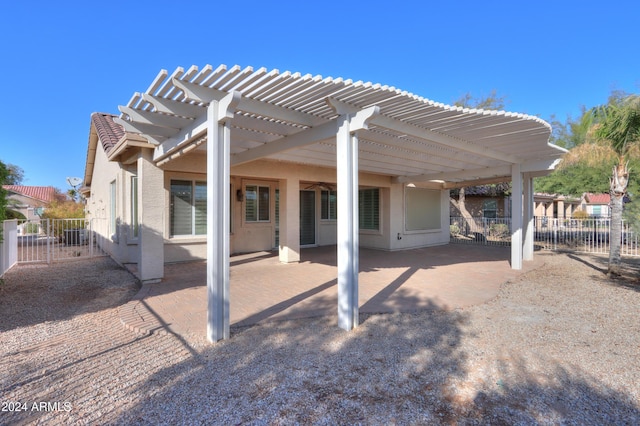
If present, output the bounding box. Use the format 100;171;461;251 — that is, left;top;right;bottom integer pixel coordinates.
1;252;639;425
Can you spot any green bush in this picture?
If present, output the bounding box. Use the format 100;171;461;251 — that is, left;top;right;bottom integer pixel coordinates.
23;222;40;234
489;223;509;238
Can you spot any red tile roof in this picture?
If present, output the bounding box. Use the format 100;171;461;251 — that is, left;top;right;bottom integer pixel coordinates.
2;185;62;204
91;112;125;153
585;193;610;204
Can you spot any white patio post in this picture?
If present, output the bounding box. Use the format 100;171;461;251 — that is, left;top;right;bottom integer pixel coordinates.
511;164;523;269
336;113;359;331
206;92;239;342
523;173;534;261
278;177;300;263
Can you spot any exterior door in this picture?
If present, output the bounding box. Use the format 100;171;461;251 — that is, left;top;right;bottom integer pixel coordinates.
300;190;316;246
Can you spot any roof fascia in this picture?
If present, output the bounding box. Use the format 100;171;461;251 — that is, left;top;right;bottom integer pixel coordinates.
107;133;156;163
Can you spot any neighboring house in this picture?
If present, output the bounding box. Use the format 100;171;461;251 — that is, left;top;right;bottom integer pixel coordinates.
581;193;611;217
534;193;581;219
449;185;510;218
2;185;63;222
82;64;565;340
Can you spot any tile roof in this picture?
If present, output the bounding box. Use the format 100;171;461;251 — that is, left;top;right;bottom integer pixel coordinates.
2;185;61;204
585;193;610;204
91;112;125;153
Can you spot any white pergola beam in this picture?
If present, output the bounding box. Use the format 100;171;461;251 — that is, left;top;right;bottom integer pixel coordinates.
361;130;491;171
118;106;194;130
230;121;336;166
371;115;521;164
113;118;178;139
521;158;563;174
153;114;208;161
395;165;512;184
141;93;206;117
173;78;325;127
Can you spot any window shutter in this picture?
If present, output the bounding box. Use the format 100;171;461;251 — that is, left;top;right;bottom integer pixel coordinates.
258;186;270;221
245;185;257;222
359;188;379;230
194;182;207;235
170;180;193;236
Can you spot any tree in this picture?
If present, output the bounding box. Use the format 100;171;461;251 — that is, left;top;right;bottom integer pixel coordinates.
592;95;640;275
450;92;509;233
453;90;507;110
4;163;24;185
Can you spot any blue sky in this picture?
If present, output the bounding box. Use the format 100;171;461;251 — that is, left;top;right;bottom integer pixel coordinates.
1;1;638;190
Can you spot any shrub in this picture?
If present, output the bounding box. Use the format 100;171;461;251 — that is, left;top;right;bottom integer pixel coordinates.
23;222;40;234
572;209;589;220
489;223;510;238
41;200;85;219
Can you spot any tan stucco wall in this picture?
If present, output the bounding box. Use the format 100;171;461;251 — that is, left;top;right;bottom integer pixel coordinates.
160;154;450;261
85;142;140;265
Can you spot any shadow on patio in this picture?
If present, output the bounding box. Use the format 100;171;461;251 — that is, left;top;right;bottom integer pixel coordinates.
119;244;543;338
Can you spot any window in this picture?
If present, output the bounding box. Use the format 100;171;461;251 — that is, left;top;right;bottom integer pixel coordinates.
170;180;207;236
483;200;498;218
321;190;337;220
359;188;379;230
592;205;602;217
131;176;139;238
405;187;441;231
245;185;270;222
110;180;117;236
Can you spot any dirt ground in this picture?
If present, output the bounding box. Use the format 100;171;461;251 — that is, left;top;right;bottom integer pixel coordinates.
1;252;639;425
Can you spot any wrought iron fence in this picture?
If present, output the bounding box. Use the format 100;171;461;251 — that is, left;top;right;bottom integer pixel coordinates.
450;216;639;257
16;218;107;263
449;216;512;247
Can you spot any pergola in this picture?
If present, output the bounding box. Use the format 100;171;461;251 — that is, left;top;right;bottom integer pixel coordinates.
115;64;565;341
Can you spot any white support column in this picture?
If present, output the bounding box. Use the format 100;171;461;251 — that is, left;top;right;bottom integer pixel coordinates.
278;177;300;263
206;92;239;342
336;114;359;331
511;164;523;270
137;149;164;282
523;173;534;261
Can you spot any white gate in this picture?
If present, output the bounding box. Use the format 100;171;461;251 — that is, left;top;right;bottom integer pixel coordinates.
17;218;107;263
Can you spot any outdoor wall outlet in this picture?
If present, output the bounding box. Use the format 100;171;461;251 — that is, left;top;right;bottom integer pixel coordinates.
397;233;402;240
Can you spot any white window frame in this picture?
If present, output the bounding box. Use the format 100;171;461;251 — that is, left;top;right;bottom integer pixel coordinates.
321;189;337;221
169;179;207;237
110;180;117;237
130;176;139;239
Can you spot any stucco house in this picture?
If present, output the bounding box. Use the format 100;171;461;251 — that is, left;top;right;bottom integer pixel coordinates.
449;184;511;218
3;185;64;222
580;193;611;217
534;193;581;219
82;64;565;341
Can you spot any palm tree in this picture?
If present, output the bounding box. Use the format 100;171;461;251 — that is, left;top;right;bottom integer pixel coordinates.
592;95;640;275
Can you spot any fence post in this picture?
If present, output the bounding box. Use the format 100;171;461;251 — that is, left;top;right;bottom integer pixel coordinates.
45;219;50;264
89;219;94;258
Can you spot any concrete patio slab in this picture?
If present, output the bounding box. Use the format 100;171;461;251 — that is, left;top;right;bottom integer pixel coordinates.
119;244;543;338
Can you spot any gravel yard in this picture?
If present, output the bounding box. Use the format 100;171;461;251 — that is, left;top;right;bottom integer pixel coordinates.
1;252;639;425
